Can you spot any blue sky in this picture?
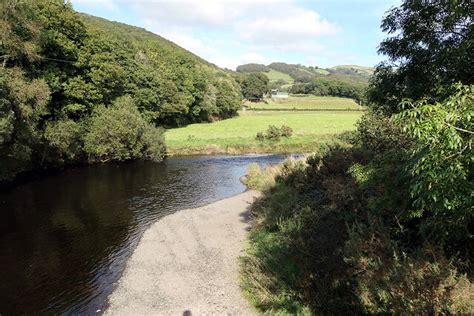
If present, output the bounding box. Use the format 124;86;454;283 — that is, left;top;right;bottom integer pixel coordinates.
71;0;401;70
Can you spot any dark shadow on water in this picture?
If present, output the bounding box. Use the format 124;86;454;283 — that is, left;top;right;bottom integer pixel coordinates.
0;155;291;314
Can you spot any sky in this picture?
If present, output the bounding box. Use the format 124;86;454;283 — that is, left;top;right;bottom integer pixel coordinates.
71;0;401;70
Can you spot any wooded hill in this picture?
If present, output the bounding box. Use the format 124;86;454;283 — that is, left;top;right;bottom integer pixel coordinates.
237;62;374;83
0;0;241;183
237;62;371;102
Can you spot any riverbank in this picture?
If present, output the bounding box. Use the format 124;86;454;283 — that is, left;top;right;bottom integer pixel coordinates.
106;191;260;315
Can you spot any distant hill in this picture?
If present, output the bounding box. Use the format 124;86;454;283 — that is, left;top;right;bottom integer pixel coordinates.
236;62;374;91
236;63;270;73
328;65;374;80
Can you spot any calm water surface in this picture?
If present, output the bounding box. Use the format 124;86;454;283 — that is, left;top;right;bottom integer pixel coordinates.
0;155;292;314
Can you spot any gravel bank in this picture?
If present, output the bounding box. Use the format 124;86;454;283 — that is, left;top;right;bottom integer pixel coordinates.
106;191;259;315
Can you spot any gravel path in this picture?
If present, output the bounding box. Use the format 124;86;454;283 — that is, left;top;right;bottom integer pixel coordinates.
106;191;259;315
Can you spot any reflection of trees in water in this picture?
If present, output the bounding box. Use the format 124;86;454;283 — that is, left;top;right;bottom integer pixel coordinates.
0;162;164;313
0;156;285;313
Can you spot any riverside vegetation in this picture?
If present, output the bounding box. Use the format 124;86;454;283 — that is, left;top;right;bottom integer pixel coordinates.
0;0;368;184
241;1;473;314
1;0;472;314
0;0;243;183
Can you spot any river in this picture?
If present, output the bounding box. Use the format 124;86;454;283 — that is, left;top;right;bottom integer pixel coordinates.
0;155;291;314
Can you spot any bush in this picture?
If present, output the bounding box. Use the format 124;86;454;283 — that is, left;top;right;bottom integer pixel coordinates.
355;110;411;155
280;125;293;138
265;125;282;141
256;125;293;141
44;119;83;163
83;95;165;162
345;223;473;314
241;133;473;314
255;132;265;141
394;84;474;253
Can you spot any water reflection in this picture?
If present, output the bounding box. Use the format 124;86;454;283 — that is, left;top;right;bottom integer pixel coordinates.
0;155;291;314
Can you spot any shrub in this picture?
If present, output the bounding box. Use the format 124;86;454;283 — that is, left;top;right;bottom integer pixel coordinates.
83;95;165;162
255;132;265;141
345;224;473;314
265;125;282;141
255;125;293;141
241;137;474;314
280;125;293;138
44;119;83;163
395;84;474;253
355;110;411;155
141;124;166;162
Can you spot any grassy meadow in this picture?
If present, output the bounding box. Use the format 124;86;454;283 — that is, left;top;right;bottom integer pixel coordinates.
265;69;294;83
166;105;362;155
246;95;363;111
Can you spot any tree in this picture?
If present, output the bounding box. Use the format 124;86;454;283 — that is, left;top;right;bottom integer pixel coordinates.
241;73;269;101
395;84;473;251
0;0;241;183
236;63;270;73
83;95;165;162
368;0;474;113
0;68;50;180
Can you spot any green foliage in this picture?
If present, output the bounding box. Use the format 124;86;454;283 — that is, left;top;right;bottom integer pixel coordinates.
290;76;367;103
241;1;474;313
265;125;284;141
242;140;473;314
236;63;270;73
0;0;241;182
280;125;293;138
395;84;473;249
268;62;314;83
242;163;279;191
0;0;41;65
367;0;474;112
83;96;165;162
345;223;473;314
256;125;293;142
247;95;361;111
241;73;269;100
328;65;374;80
355;110;411;154
43;119;82;163
0;68;50;180
236;62;373;85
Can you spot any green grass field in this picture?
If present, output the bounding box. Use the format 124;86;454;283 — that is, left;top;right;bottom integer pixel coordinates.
246;95;363;110
166;111;362;155
265;69;294;83
313;68;330;75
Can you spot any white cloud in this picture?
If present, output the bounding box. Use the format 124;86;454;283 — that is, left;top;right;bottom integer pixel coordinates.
159;30;215;56
72;0;342;69
239;7;339;44
130;0;278;28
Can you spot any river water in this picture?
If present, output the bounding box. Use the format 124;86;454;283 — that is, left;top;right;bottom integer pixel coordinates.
0;155;291;314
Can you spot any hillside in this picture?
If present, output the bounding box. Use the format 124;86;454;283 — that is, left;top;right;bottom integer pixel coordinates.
236;61;370;100
237;62;373;90
329;65;374;79
0;1;242;183
265;69;294;83
81;14;211;66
